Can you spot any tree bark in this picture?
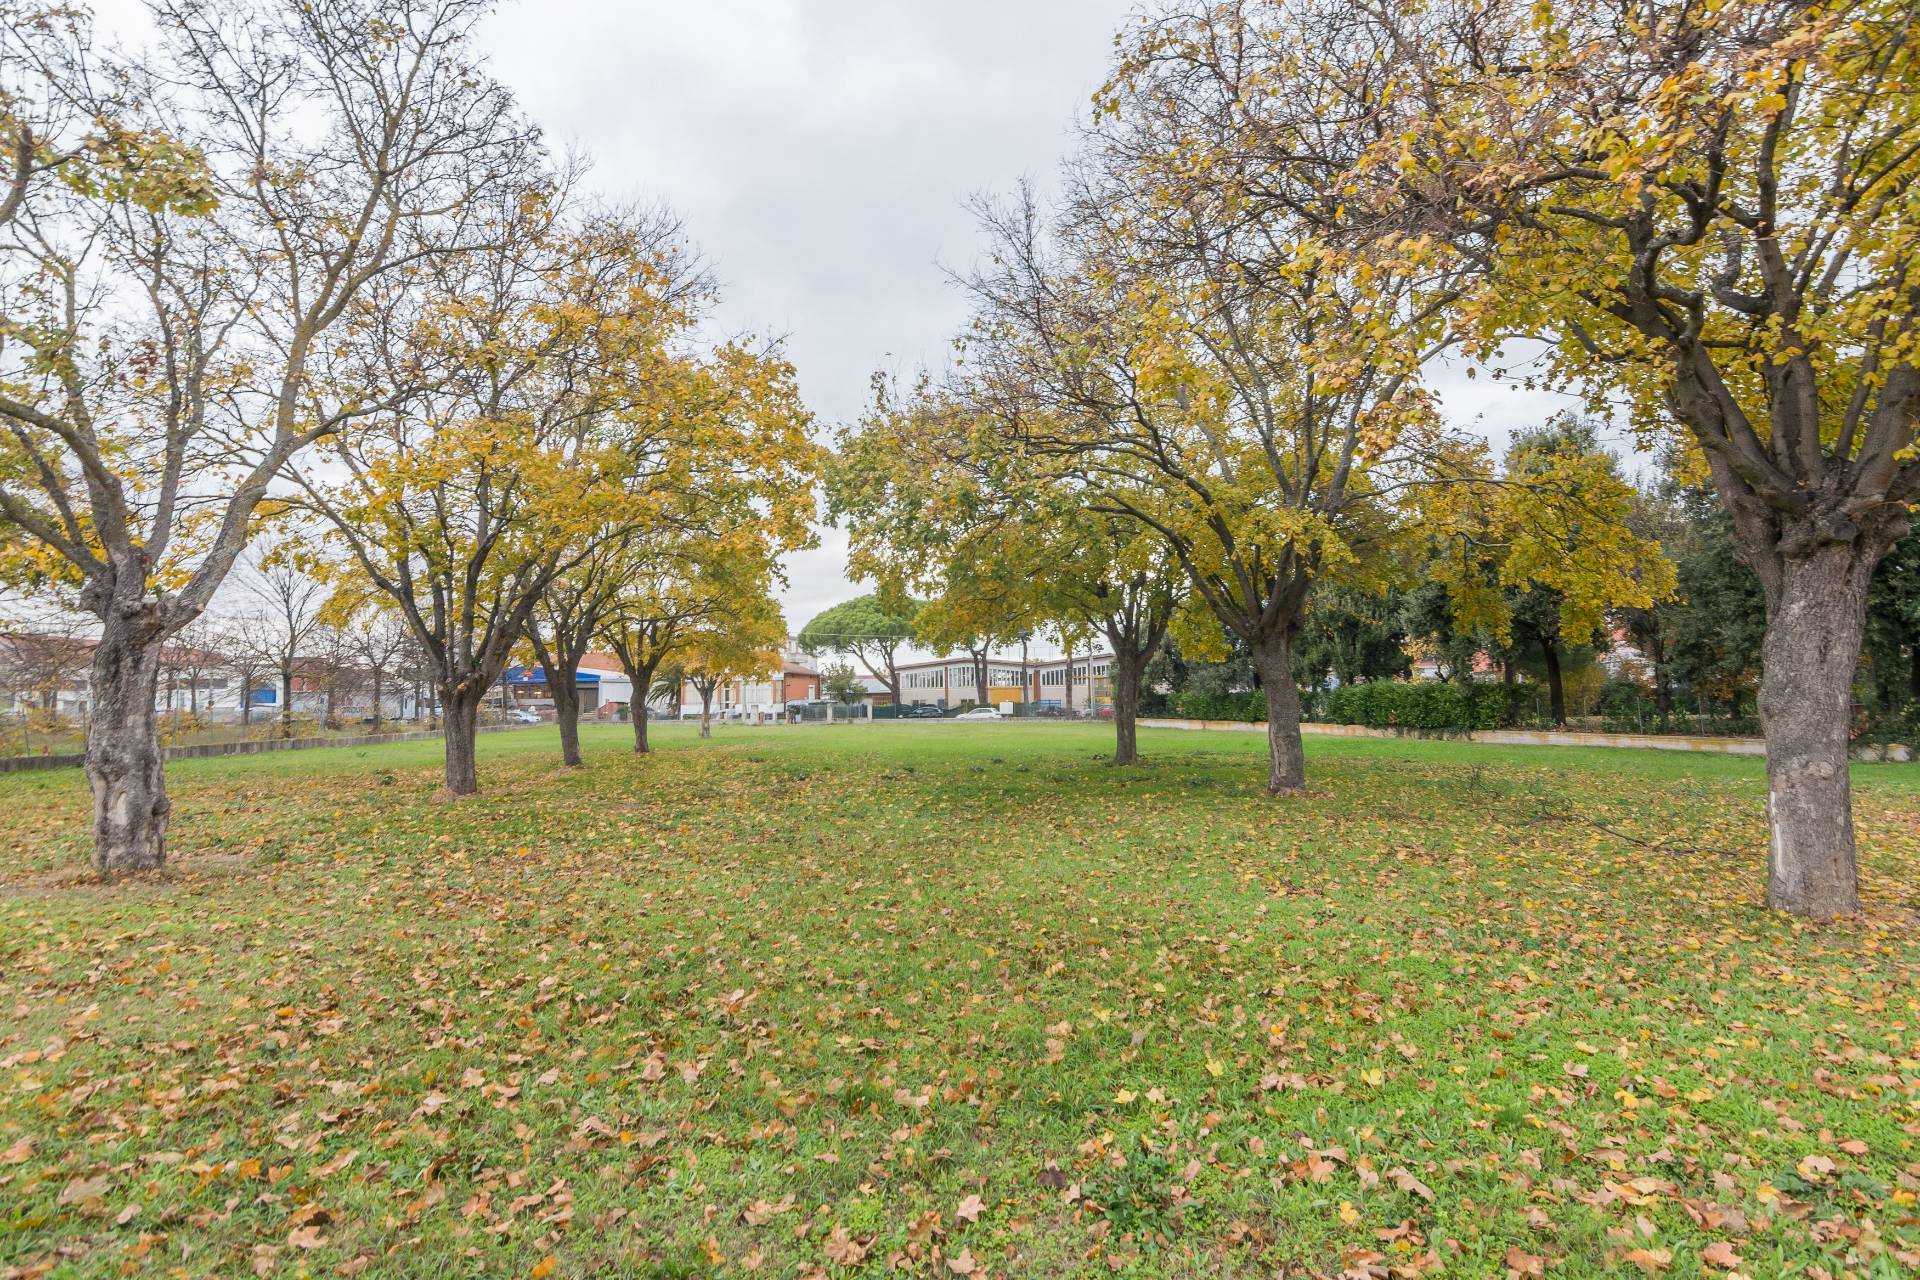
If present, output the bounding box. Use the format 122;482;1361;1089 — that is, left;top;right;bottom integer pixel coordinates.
441;690;482;796
1249;631;1306;794
698;686;713;738
1110;648;1144;766
1649;631;1671;731
1542;639;1566;726
85;615;169;875
279;664;294;738
551;670;583;767
632;700;651;753
1758;544;1873;919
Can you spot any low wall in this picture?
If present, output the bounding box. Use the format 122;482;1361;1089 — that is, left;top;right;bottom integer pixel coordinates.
0;723;527;775
1139;717;1771;757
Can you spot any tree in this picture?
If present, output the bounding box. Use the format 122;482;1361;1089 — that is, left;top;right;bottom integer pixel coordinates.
798;595;920;707
532;337;815;768
298;201;698;796
245;554;326;738
1415;419;1676;727
1663;498;1770;723
1292;587;1412;693
1865;534;1920;718
338;603;412;731
830;379;1181;761
0;0;538;872
958;0;1478;796
216;614;277;729
0;612;91;749
678;595;786;739
822;662;865;706
1362;0;1920;914
160;617;223;721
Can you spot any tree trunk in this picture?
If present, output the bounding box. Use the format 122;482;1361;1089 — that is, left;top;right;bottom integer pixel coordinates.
370;671;383;732
632;700;651;753
1249;632;1306;794
1649;632;1672;731
1909;643;1920;704
280;664;294;738
552;670;583;767
1541;640;1566;726
1758;545;1872;919
85;616;169;875
441;690;482;796
1111;649;1144;766
698;687;713;739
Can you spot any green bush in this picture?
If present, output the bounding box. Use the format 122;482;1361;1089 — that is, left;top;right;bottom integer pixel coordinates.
1170;690;1267;722
1317;681;1525;732
1165;681;1527;731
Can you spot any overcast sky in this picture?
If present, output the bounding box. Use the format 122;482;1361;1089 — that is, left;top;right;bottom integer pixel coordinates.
81;1;1588;656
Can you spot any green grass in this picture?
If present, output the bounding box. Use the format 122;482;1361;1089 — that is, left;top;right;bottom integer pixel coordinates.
1;723;1916;1278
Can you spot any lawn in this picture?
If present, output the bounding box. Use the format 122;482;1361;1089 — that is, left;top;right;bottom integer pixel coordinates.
1;724;1916;1279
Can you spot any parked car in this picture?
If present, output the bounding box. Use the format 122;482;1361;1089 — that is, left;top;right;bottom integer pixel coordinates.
900;704;945;718
955;706;1003;721
506;709;541;724
1028;705;1069;719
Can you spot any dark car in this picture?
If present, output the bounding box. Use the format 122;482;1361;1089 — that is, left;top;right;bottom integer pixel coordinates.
900;704;945;718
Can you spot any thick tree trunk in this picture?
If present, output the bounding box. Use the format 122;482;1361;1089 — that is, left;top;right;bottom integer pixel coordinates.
1541;640;1566;726
1759;546;1872;919
1250;632;1306;795
441;691;482;796
85;618;169;875
1111;650;1144;765
632;701;651;753
552;672;583;767
698;689;713;739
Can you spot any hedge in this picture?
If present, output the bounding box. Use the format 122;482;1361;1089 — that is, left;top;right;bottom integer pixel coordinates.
1316;681;1525;731
1170;691;1268;722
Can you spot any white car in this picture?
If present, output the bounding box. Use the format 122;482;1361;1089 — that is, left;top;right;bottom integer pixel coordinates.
506;709;541;724
954;707;1003;721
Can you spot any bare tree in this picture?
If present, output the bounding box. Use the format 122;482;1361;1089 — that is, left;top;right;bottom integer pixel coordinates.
246;557;325;738
163;617;224;720
344;606;412;731
216;614;278;729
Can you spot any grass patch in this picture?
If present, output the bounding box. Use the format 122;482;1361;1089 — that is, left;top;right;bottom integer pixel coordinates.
1;723;1916;1277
